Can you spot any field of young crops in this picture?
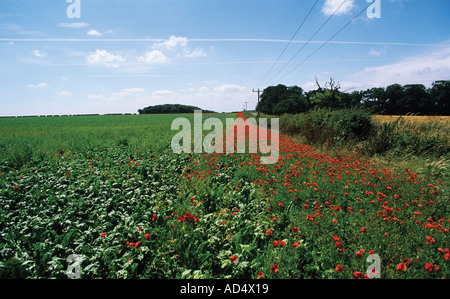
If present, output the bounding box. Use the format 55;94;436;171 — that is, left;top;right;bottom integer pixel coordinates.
0;113;448;279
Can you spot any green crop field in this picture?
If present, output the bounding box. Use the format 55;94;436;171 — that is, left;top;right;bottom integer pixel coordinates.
0;113;448;279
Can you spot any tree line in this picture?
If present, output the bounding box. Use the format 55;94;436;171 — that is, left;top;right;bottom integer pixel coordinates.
138;104;215;114
256;79;450;116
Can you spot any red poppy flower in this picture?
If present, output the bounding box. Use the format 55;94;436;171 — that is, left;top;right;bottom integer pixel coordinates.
335;264;343;273
396;262;407;272
229;255;238;263
424;263;434;273
266;230;273;236
257;272;263;279
145;233;151;240
425;236;436;245
99;232;107;238
270;264;279;273
424;263;438;273
292;227;298;233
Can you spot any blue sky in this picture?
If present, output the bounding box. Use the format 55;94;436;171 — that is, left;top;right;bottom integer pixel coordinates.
0;0;449;116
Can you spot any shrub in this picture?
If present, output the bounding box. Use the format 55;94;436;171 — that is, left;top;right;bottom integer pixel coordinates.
280;108;374;148
330;109;374;142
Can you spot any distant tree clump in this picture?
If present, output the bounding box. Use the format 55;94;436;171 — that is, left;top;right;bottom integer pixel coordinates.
138;104;215;114
257;78;450;116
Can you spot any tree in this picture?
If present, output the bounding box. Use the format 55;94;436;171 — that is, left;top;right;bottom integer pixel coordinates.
138;104;215;114
256;84;308;115
256;84;288;114
384;84;404;115
309;77;343;109
402;84;430;114
430;80;450;115
362;87;386;113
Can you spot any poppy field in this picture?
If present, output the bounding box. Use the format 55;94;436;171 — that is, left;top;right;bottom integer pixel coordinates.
0;112;448;279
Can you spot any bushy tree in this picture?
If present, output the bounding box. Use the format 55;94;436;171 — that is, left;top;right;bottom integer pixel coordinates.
138;104;215;114
430;80;450;115
256;84;308;115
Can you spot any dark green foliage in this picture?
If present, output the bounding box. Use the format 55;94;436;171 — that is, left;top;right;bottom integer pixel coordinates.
258;79;450;116
280;108;450;158
138;104;215;114
256;85;308;115
330;109;374;142
280;108;374;148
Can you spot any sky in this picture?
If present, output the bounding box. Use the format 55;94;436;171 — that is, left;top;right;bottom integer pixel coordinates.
0;0;449;116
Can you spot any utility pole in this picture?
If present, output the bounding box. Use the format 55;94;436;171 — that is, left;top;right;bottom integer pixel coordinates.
253;88;262;117
244;102;249;111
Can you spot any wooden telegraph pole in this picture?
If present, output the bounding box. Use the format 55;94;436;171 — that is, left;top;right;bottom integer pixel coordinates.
253;88;262;117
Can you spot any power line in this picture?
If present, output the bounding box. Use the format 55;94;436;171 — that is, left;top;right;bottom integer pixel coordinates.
277;1;374;82
257;0;320;86
266;0;349;85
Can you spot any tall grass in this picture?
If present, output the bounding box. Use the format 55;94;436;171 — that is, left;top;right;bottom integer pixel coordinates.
279;109;450;181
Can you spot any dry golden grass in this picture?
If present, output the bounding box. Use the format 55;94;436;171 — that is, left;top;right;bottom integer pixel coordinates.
373;114;450;144
373;115;450;124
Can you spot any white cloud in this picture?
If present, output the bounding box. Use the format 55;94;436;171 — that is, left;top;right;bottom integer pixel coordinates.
183;48;207;58
213;84;249;93
156;35;188;50
138;50;169;63
2;23;43;36
58;22;90;28
27;82;48;88
322;0;355;16
368;48;381;56
86;49;125;68
140;84;253;112
153;35;207;59
88;94;106;99
83;83;253;114
151;90;178;97
31;50;46;58
89;88;146;102
87;29;102;37
123;88;146;93
344;46;450;89
60;91;72;97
